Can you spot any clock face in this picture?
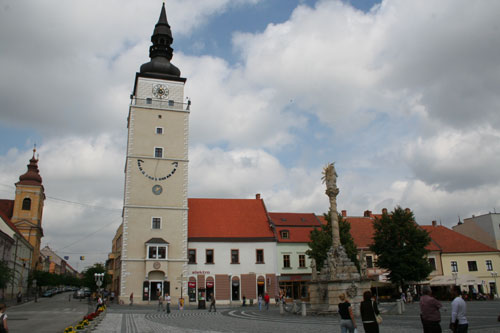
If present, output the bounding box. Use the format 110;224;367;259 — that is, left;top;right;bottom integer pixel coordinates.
137;159;178;181
152;84;169;99
152;185;163;195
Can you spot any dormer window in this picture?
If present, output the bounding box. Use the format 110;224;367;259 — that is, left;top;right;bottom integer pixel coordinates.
146;238;169;260
280;230;289;239
22;198;31;210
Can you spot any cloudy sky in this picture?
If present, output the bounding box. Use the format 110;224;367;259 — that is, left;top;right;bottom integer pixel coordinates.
1;0;499;270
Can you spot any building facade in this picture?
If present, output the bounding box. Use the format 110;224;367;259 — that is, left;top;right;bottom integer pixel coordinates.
120;3;190;304
453;213;500;250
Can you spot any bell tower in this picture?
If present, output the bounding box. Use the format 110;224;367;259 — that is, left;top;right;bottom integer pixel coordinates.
11;147;45;270
120;3;189;304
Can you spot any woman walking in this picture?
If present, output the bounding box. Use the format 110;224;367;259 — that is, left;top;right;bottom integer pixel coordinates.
360;290;380;333
0;303;8;333
338;294;357;333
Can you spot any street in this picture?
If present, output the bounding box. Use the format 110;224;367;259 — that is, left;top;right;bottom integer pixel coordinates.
6;292;90;333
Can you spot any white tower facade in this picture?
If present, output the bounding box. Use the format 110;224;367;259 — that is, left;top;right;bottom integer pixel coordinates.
120;3;189;304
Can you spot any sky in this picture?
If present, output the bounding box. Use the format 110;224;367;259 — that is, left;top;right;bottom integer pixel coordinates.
1;0;500;271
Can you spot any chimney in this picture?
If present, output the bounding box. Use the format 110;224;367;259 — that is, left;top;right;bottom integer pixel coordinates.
255;193;261;200
432;220;437;227
382;208;388;215
364;210;372;217
341;210;347;217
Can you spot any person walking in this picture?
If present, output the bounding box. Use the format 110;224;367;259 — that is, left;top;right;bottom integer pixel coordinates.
208;293;216;312
0;303;8;333
450;286;468;333
338;294;356;333
129;292;134;306
360;290;380;333
165;293;171;314
420;286;442;333
264;293;270;310
157;290;164;312
258;294;263;310
95;294;104;312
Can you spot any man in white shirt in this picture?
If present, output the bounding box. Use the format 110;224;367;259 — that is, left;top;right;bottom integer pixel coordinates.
450;286;468;333
165;293;171;314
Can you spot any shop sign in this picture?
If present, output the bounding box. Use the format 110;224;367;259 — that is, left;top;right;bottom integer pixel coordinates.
191;270;210;275
206;281;214;288
188;282;196;288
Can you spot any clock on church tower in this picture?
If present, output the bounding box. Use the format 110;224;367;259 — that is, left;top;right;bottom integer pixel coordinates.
120;3;189;305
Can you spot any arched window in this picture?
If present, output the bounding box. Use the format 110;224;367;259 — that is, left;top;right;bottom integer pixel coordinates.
22;198;31;210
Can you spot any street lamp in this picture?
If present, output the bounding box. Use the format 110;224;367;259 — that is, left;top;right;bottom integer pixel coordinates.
94;273;104;295
490;272;498;298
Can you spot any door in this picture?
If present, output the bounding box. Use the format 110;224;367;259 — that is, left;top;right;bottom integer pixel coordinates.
232;278;240;301
150;281;162;301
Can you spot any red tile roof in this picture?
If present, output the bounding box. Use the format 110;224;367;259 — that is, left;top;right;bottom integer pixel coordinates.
0;201;21;235
269;212;321;227
188;198;275;241
346;217;375;249
0;199;14;219
275;226;318;243
421;225;499;253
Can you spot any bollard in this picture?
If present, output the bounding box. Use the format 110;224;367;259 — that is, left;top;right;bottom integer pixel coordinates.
301;302;306;316
396;299;402;314
279;301;284;315
401;299;405;313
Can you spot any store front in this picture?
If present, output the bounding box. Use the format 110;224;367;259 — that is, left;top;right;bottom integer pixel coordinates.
257;276;265;297
143;271;169;301
188;278;197;302
206;277;214;301
232;276;240;301
279;275;310;300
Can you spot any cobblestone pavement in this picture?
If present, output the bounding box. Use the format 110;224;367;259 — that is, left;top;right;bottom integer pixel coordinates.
93;301;500;333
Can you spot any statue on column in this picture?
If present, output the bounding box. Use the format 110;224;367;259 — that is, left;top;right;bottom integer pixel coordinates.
322;163;340;248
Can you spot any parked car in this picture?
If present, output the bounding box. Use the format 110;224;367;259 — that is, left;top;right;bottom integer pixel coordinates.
42;289;55;297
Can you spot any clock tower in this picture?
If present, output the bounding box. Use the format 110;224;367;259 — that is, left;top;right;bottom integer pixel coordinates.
120;3;189;304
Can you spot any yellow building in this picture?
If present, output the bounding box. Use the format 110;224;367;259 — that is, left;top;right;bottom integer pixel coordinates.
107;224;122;297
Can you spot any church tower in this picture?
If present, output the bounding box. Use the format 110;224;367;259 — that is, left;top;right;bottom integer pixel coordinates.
11;148;45;270
120;3;189;304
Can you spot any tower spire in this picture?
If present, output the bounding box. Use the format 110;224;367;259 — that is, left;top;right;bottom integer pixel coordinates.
140;2;181;77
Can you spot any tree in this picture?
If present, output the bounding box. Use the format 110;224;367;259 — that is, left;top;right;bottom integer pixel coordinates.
307;210;359;270
0;260;13;289
370;206;432;288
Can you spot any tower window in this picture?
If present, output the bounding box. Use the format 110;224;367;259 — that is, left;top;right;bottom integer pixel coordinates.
152;217;161;229
168;100;174;106
156;127;163;135
154;147;163;158
22;198;31;210
146;98;152;104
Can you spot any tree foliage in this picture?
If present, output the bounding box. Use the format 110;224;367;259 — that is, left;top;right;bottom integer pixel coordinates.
0;260;13;289
307;210;359;270
370;206;432;287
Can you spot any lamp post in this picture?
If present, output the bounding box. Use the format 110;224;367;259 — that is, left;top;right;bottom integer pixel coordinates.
94;272;104;295
491;271;498;298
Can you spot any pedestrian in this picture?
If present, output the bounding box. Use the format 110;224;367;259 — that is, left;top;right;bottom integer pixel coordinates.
258;294;263;310
264;293;270;310
157;290;164;312
407;290;413;304
420;286;442;333
242;295;246;307
129;292;134;306
0;303;8;333
360;290;380;333
96;294;104;312
208;293;216;312
338;293;357;333
165;293;171;313
401;291;407;303
110;291;115;304
450;286;468;333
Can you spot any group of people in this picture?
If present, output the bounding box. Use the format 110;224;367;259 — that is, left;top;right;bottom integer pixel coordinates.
156;291;172;313
257;293;271;310
338;286;469;333
338;290;381;333
420;285;468;333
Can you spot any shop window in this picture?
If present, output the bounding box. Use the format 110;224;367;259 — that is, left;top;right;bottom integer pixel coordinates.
283;254;291;268
298;254;306;268
467;261;478;272
256;249;264;264
22;198;31;210
188;249;196;264
231;249;239;264
206;249;214;264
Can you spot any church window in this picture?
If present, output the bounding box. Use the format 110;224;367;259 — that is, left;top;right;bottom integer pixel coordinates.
22;198;31;210
154;147;163;158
